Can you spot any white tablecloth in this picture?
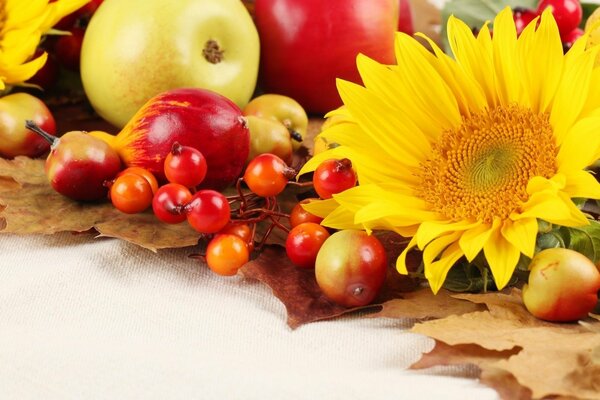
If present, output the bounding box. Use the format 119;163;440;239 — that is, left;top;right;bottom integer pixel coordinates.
0;232;499;399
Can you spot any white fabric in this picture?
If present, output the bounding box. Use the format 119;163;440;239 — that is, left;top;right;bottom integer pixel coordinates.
0;233;498;399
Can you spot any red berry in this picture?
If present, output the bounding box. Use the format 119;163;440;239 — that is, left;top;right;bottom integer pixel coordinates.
285;222;330;269
186;190;231;234
164;142;208;188
118;167;159;194
243;153;292;197
206;234;250;276
536;0;582;36
219;223;253;246
110;173;154;214
152;183;192;224
513;7;538;36
289;198;323;228
313;158;357;199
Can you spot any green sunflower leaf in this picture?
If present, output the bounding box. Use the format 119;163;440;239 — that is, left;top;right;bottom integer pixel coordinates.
559;221;600;264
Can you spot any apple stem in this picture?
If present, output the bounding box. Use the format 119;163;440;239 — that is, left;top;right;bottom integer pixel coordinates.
25;120;58;146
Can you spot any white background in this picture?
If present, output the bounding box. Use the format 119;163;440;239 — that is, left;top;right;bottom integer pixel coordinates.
0;232;499;399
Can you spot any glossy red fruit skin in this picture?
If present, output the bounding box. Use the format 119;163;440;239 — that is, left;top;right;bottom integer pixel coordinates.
254;0;398;114
164;143;208;188
96;88;250;189
152;183;192;224
243;153;289;197
315;230;388;307
313;158;357;199
55;27;85;71
285;222;330;269
536;0;582;36
186;190;231;234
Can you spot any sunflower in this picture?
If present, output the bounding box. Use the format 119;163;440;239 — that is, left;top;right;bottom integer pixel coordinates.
300;8;600;294
0;0;88;89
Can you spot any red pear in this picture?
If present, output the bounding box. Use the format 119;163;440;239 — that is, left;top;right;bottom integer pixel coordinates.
90;88;250;189
25;121;122;202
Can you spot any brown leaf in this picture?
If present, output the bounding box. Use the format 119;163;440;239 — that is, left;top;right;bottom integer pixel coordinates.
241;245;349;329
410;290;600;399
370;288;486;320
411;340;520;370
0;157;200;251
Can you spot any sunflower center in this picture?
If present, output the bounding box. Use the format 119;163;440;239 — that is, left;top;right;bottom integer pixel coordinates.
418;105;557;223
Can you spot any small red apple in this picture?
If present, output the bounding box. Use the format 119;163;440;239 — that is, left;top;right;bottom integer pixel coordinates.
26;121;122;202
522;248;600;322
254;0;398;114
0;93;56;159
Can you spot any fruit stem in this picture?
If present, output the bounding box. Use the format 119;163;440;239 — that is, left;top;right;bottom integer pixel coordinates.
171;141;183;155
283;167;297;181
25;120;58;146
289;129;303;143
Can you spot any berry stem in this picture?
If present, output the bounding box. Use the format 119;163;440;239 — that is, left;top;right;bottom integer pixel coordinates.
25;120;58;146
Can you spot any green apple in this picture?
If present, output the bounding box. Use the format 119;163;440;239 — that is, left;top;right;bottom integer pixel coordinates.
81;0;260;128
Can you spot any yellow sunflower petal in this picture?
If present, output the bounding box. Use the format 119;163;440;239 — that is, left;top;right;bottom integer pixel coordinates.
557;115;600;170
483;222;521;290
396;236;418;274
300;198;339;219
517;9;563;113
501;218;538;258
458;220;498;262
420;36;488;116
562;169;600;199
415;219;480;250
1;51;47;83
394;34;462;130
550;47;597;145
422;231;462;266
492;7;521;106
426;242;464;294
336;78;430;167
447;15;496;107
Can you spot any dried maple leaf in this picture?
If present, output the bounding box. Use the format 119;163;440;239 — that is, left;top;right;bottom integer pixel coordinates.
0;157;200;251
410;289;600;400
369;288;485;320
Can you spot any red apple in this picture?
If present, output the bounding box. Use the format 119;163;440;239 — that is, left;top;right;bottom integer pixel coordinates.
522;248;600;322
254;0;398;114
0;93;56;159
89;88;250;189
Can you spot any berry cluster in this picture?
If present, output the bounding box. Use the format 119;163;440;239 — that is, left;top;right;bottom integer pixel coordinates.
106;140;387;307
513;0;583;51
